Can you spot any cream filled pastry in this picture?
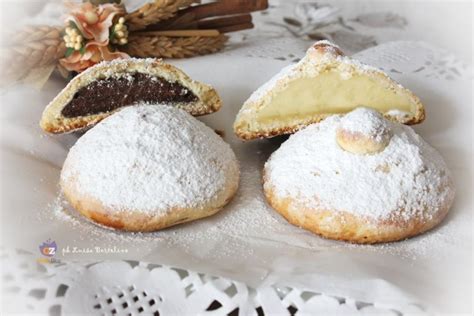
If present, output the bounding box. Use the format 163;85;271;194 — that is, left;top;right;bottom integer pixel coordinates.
41;58;221;133
263;107;454;244
60;105;239;232
234;40;425;140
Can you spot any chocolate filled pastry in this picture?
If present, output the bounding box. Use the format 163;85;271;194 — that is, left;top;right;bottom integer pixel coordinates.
263;107;454;244
41;58;221;133
60;105;239;232
234;40;425;140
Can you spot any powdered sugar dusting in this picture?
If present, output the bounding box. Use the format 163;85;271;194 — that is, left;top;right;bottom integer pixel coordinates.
264;114;454;222
67;58;161;87
81;57;158;78
44;161;285;262
95;57;158;68
61;105;239;213
339;107;391;142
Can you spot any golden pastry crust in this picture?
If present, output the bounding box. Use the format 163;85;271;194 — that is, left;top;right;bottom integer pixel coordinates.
61;173;238;232
234;41;425;140
263;175;453;244
40;58;221;134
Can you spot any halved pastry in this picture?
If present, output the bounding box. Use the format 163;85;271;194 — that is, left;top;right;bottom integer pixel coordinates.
234;40;425;140
40;58;221;133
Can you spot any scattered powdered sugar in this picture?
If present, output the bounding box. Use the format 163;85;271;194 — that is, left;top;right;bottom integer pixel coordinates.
264;114;454;222
339;107;390;142
43;139;460;264
42;156;461;263
340;219;460;260
61;105;239;213
42;157;285;262
40;124;460;264
81;57;158;78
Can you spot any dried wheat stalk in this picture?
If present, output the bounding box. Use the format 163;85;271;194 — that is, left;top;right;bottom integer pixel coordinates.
12;25;63;44
123;33;228;58
1;25;65;83
126;0;199;31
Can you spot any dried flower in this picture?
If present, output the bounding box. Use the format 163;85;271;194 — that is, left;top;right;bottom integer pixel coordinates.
60;1;129;72
111;17;128;45
65;1;125;43
60;44;127;73
63;26;83;50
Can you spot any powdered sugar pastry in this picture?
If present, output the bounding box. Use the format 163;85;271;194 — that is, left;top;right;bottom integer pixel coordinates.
264;112;454;222
61;105;239;214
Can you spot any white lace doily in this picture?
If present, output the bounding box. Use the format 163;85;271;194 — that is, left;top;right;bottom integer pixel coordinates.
2;248;427;315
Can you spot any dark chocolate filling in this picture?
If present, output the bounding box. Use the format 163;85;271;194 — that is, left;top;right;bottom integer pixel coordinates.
61;73;198;118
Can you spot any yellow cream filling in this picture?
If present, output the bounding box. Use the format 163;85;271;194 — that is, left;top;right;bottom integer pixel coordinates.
255;71;414;122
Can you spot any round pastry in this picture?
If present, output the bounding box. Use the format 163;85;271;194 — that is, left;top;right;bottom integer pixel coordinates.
61;105;239;232
335;108;392;155
263;107;455;244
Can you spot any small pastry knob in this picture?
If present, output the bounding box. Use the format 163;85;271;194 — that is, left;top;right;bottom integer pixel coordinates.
336;107;392;155
308;40;344;59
